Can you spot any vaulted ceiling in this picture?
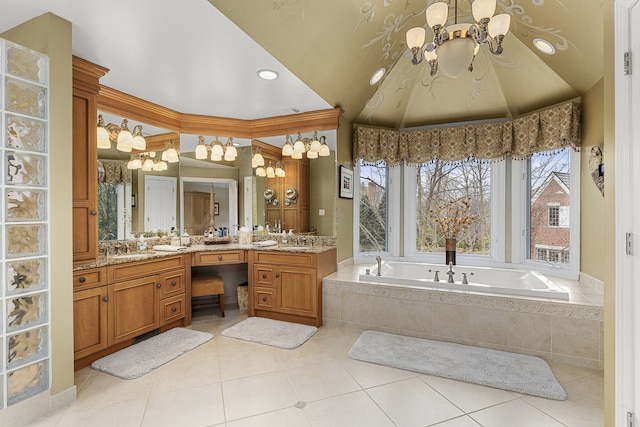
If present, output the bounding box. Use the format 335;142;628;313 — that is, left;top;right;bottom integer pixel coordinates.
209;0;603;128
0;0;604;132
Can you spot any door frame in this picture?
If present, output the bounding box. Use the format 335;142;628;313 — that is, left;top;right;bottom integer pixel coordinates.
615;0;638;423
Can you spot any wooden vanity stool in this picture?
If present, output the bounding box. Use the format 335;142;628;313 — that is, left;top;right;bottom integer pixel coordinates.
191;276;225;317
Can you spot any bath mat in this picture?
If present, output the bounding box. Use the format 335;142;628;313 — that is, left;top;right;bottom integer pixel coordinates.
91;328;213;379
348;330;567;400
222;317;317;349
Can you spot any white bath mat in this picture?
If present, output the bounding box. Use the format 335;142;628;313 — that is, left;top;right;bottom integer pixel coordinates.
91;328;213;379
222;317;317;349
348;330;567;400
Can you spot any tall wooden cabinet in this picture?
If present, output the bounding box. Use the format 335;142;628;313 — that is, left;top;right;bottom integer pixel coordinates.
282;158;309;233
72;57;108;266
183;191;211;235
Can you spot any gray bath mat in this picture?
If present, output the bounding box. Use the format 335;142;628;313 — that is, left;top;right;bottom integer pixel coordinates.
348;330;567;400
91;328;213;379
222;317;317;349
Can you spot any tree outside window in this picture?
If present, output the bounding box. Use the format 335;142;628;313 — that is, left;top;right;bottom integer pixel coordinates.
358;163;387;253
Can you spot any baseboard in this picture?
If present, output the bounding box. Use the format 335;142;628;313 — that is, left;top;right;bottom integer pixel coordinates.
50;385;77;411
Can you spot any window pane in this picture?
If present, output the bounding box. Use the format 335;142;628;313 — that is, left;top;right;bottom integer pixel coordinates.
98;183;119;240
528;148;570;264
415;160;491;255
358;162;387;252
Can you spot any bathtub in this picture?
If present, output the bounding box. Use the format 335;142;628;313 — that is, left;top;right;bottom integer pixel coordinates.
359;260;569;300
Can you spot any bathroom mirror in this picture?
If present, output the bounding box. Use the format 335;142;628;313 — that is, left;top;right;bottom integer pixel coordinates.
97;111;180;240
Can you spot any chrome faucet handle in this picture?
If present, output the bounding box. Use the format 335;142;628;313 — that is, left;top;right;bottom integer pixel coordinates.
461;272;468;284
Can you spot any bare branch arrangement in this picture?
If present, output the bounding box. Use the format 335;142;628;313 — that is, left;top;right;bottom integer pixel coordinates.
429;196;478;239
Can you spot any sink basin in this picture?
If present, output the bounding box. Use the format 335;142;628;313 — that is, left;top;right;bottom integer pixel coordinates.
110;253;155;259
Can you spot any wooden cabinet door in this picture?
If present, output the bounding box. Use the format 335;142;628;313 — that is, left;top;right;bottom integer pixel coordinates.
73;286;108;359
72;89;98;264
108;276;160;345
276;266;316;317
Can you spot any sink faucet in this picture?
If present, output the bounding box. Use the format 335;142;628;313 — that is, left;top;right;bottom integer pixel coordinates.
375;255;382;276
446;262;455;283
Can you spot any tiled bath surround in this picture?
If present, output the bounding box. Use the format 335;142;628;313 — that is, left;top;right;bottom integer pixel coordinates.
324;264;604;370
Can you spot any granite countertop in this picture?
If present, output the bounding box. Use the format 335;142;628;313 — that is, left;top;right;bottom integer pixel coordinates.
74;243;336;271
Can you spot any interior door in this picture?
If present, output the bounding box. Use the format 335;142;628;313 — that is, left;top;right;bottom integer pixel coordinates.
145;176;177;231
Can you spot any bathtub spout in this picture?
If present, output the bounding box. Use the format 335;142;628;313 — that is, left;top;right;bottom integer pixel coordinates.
446;262;455;283
375;256;382;276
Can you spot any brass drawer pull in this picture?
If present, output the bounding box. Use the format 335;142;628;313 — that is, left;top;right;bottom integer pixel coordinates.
218;255;223;261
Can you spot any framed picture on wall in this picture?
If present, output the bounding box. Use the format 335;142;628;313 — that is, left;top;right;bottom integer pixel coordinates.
339;165;354;199
214;203;219;215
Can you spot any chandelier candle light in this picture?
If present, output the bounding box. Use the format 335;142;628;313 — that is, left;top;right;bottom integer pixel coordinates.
406;0;511;78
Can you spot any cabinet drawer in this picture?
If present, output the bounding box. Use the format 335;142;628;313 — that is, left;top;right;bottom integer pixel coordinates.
252;251;316;268
159;271;185;298
193;250;245;265
160;294;186;326
108;255;184;282
73;267;107;290
254;287;276;311
254;265;275;287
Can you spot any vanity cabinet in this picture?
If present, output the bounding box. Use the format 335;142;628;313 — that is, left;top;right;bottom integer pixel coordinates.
72;255;186;368
248;249;337;327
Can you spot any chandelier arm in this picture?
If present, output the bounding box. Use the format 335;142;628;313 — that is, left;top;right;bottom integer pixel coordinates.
428;59;438;76
487;35;505;55
411;46;424;65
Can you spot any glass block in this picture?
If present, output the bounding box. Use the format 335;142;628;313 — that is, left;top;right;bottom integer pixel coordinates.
0;374;3;411
6;258;47;296
5;224;47;259
7;359;48;406
6;189;46;221
6;151;47;186
5;77;47;119
7;292;47;332
6;113;47;152
7;326;47;370
6;42;48;84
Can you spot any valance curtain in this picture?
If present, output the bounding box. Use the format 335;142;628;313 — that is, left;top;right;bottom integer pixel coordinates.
98;160;131;184
353;101;581;165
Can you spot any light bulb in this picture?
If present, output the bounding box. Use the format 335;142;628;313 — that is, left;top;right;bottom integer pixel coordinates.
282;141;294;156
291;151;303;159
97;115;110;149
307;150;318;159
256;167;266;177
142;158;154;171
195;136;208;159
131;125;146;150
310;133;322;152
116;119;133;152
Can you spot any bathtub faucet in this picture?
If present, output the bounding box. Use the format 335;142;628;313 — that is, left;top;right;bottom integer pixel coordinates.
428;269;440;282
446;262;455;283
375;256;382;276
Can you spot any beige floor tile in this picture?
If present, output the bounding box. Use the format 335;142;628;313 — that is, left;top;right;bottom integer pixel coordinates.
420;374;519;413
177;337;218;361
284;359;362;402
69;371;154;412
218;346;283;381
73;367;94;393
215;334;269;355
222;371;299;421
367;377;464;427
432;415;482;426
58;396;147;427
568;374;605;403
303;391;395;427
226;407;311;427
149;352;220;395
470;399;565;427
141;383;224;427
338;357;416;389
273;339;337;369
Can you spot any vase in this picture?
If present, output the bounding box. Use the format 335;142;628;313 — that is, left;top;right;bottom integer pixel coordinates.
445;238;456;265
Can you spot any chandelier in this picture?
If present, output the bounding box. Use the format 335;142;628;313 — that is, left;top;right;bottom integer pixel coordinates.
194;135;238;162
406;0;511;78
281;131;330;159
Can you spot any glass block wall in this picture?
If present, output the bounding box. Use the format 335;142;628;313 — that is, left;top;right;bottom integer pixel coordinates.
0;38;50;409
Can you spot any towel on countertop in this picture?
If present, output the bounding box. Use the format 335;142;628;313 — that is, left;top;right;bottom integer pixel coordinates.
252;240;278;247
152;245;187;252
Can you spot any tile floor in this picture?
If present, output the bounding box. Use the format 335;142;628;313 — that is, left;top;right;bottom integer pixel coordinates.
31;309;604;427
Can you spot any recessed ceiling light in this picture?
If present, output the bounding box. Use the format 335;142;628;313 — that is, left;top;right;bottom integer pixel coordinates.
533;38;555;55
369;67;386;85
257;69;279;80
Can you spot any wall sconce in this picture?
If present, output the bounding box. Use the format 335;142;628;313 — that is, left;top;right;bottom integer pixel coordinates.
282;131;330;159
127;152;169;171
161;140;180;163
252;147;265;168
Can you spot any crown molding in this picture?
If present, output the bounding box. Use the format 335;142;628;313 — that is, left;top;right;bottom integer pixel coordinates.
250;107;343;138
72;56;108;94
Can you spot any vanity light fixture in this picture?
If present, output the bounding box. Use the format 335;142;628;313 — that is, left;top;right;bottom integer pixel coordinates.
256;166;267;177
141;157;155;171
97;115;111;149
161;140;180;163
282;131;329;160
195;135;208;159
115;119;134;152
131;125;146;150
224;137;237;161
275;162;285;177
127;154;142;170
266;161;276;178
195;135;238;162
252;147;265;168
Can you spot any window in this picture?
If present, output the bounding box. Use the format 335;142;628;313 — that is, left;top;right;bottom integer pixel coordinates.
412;159;492;257
98;182;132;240
357;162;388;253
548;206;559;227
